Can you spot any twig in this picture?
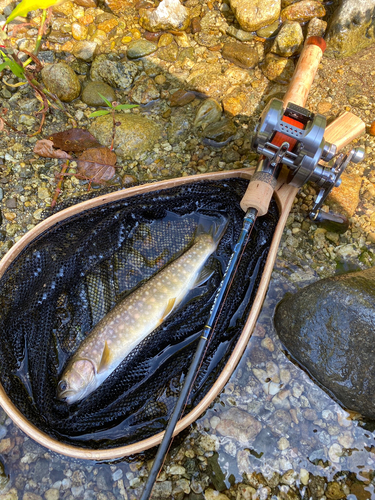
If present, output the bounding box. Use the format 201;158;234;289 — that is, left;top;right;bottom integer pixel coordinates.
51;160;69;210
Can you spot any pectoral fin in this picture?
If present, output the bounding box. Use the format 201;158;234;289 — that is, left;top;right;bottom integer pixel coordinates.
194;267;214;288
97;341;112;374
158;297;176;325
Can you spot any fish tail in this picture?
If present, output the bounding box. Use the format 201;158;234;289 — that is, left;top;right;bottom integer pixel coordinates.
195;213;228;246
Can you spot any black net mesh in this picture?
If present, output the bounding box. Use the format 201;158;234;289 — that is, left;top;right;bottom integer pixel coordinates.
0;179;279;449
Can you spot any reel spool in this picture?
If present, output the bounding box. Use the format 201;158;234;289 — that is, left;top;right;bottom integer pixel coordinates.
252;98;365;221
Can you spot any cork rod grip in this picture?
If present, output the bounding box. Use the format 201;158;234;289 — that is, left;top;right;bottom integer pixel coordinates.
283;36;326;108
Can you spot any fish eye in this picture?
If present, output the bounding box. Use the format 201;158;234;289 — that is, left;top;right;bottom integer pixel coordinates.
58;380;68;392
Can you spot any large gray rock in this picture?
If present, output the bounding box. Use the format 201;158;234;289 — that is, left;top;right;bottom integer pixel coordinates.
90;55;138;90
326;0;375;58
274;267;375;419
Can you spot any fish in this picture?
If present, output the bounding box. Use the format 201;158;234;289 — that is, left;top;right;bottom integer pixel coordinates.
57;222;225;404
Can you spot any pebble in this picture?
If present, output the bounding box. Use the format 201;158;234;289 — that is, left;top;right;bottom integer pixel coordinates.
271;21;304;57
72;40;97;61
41;62;81;102
261;52;295;84
230;0;281;32
90;55;138;90
139;0;190;32
281;0;326;22
89;113;161;159
193;98;222;128
44;490;60;500
127;39;158;59
216;408;262;443
221;42;259;69
328;443;343;463
81;81;116;106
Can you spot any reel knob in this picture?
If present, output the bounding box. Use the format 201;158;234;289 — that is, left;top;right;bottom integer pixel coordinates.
309;146;365;222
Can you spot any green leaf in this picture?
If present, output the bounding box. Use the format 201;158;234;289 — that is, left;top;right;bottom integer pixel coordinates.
97;92;113;108
0;50;25;79
6;0;62;25
114;104;139;110
89;110;111;118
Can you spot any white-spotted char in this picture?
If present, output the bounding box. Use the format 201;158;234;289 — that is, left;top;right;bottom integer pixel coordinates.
57;233;218;404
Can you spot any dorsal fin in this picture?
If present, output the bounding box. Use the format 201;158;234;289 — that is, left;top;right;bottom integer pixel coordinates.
97;341;112;374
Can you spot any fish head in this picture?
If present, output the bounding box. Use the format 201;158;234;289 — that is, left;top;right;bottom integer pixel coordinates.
57;359;95;404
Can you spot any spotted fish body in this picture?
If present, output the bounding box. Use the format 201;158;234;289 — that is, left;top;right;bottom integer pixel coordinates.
58;233;217;404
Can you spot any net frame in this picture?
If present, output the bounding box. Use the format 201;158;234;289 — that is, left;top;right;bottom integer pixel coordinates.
0;167;296;460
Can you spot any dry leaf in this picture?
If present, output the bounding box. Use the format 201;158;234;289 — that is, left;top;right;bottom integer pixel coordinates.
33;139;73;159
77;147;117;183
48;128;101;152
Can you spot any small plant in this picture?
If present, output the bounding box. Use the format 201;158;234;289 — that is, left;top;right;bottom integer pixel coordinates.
89;93;138;150
0;0;76;134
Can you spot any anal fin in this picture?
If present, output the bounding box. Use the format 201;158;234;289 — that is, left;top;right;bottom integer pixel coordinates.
194;266;214;288
98;341;112;374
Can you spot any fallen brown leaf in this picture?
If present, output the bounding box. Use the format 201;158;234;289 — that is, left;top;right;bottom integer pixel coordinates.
77;147;117;183
33;139;73;159
48;128;101;152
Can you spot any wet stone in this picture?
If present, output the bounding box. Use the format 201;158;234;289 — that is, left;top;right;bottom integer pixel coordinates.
257;20;280;38
226;25;254;42
89;113;161;159
41;62;81;102
326;0;375;58
202;118;236;142
90;55;138;89
139;0;190;32
216;408;262;444
157;41;179;62
6;198;17;210
128;76;160;104
230;0;281;32
271;22;304;57
169;89;196;107
281;0;326;23
71;41;97;61
126;39;158;59
194;98;222;128
221;42;259;69
261;52;295;84
81;81;116;106
275;267;375;419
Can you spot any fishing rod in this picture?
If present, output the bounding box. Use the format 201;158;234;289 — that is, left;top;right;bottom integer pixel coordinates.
140;36;365;500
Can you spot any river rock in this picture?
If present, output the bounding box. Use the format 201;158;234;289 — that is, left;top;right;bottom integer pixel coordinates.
306;17;327;38
127;76;160;104
90;55;138;90
260;52;295;84
41;62;80;102
271;22;304;57
126;39;158;59
193;98;222;128
216;408;262;444
229;0;281;32
222;42;259;69
89;113;161;159
327;171;362;217
326;0;375;58
81;81;116;106
187;66;231;100
281;0;326;23
71;40;97;61
274;267;375;419
139;0;190;32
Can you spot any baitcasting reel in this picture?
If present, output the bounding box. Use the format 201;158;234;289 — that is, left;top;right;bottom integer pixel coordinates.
252;98;365;221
